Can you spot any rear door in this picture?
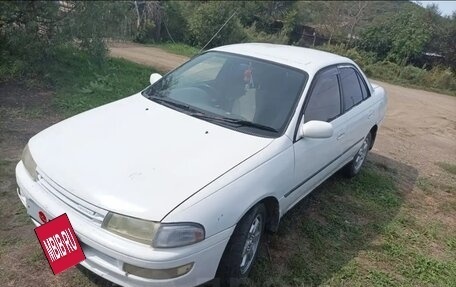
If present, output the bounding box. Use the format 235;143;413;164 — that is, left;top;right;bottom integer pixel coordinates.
338;65;376;159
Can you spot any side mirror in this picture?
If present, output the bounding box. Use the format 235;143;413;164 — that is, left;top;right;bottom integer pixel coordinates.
298;120;334;139
149;73;162;85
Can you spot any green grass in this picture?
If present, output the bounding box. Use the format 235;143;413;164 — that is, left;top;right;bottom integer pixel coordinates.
48;48;155;116
150;42;199;58
247;162;456;286
417;176;455;194
436;162;456;176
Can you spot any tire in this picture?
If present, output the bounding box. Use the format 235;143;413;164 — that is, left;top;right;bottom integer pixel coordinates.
343;132;372;178
215;204;266;287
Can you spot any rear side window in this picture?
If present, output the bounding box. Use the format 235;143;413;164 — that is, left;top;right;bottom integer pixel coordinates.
357;73;370;99
340;67;363;111
304;68;341;122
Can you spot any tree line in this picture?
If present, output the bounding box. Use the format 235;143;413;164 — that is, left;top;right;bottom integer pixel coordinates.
1;1;455;80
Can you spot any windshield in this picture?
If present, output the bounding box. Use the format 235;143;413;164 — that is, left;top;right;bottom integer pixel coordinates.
142;51;307;137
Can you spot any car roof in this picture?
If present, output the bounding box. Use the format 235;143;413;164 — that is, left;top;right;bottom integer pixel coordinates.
210;43;354;75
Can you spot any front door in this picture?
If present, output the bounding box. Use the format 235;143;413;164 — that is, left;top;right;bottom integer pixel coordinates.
283;67;346;211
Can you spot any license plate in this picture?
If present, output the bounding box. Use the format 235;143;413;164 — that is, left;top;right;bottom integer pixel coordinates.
27;199;51;224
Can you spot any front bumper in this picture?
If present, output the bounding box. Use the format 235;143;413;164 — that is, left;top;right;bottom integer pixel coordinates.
16;161;233;287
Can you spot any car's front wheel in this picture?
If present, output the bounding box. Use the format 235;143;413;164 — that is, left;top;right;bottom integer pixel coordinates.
215;203;266;286
343;132;372;177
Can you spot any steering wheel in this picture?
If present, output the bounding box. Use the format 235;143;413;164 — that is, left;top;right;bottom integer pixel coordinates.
194;83;218;97
194;83;223;107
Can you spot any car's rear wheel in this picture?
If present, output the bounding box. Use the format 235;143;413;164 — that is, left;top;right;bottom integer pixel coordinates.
343;132;372;178
215;203;266;287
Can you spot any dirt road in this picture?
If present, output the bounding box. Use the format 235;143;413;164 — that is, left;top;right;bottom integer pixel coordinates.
109;42;188;72
109;43;456;176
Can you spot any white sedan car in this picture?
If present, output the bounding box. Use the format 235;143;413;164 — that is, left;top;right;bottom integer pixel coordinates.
16;43;387;287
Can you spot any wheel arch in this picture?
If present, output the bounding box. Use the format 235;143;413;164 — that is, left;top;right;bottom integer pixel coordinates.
369;125;378;150
259;196;280;233
231;196;281;234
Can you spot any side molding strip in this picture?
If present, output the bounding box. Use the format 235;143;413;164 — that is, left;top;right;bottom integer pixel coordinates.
284;137;364;198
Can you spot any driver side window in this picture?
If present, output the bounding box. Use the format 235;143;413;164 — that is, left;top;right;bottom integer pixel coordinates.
304;68;341;123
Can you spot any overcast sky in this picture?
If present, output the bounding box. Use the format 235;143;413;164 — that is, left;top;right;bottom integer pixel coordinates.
414;1;456;16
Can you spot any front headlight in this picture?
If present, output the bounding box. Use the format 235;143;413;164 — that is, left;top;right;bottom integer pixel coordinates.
102;212;205;248
102;212;158;245
153;223;205;248
22;144;38;181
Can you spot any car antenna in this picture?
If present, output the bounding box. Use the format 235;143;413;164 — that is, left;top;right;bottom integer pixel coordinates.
199;9;238;53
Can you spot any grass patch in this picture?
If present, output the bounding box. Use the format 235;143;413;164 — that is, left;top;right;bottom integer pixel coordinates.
0;237;22;248
25;249;45;266
0;160;15;195
0;159;10;174
417;176;455;194
48;48;154;116
250;164;403;286
436;162;456;176
367;270;398;287
0;106;47;119
403;255;456;285
150;42;199;57
249;160;456;286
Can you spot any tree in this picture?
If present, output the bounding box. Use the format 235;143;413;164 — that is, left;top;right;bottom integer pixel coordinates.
237;0;294;34
132;1;163;43
187;2;244;48
421;7;456;70
345;1;369;47
0;0;129;79
443;13;456;70
357;8;433;65
162;1;188;43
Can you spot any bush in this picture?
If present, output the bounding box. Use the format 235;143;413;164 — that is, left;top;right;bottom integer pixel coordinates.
364;61;399;79
399;65;426;82
319;44;376;70
364;61;456;95
162;1;189;43
0;2;128;82
187;2;245;48
424;67;456;92
134;22;156;44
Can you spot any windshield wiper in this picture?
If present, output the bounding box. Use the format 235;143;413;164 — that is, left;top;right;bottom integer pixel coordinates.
149;96;191;111
224;118;278;133
191;113;278;133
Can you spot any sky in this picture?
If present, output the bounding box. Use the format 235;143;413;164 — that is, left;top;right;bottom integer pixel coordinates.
414;1;456;16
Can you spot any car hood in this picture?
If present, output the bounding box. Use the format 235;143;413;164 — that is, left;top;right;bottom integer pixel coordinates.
30;94;273;220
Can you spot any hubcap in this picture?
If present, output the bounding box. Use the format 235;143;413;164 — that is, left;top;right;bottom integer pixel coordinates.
354;137;369;171
240;215;262;274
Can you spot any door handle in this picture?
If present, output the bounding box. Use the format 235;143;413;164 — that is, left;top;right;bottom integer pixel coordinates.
368;110;374;119
337;133;345;140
